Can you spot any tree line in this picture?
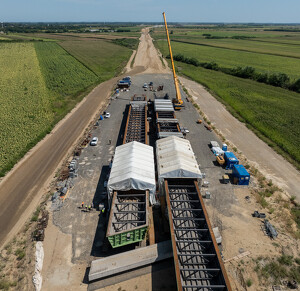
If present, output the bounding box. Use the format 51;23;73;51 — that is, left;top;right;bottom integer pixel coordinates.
168;54;300;93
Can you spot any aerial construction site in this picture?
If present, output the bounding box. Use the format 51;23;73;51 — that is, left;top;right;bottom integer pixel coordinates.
0;9;300;291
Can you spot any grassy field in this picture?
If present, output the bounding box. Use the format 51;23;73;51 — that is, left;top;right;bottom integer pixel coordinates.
170;38;300;59
152;27;300;39
179;62;300;168
0;36;11;40
59;39;133;79
155;40;300;80
0;43;53;175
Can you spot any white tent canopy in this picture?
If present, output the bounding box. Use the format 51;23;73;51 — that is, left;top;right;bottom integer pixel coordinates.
108;141;156;204
156;136;202;184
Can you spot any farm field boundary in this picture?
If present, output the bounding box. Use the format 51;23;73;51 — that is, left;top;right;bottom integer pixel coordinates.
171;39;300;60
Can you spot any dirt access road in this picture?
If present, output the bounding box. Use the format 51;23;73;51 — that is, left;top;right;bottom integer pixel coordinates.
133;28;169;74
0;28;167;249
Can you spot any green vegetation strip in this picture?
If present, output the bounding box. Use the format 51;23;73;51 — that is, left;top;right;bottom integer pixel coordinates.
111;38;139;50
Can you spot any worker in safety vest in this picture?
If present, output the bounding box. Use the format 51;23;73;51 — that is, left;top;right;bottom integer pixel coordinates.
88;205;91;212
81;202;84;208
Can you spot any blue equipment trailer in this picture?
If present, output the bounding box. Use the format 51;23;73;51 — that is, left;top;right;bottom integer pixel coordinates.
232;164;250;185
224;152;239;169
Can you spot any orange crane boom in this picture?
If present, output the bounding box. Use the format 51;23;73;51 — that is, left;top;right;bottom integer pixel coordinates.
162;12;183;110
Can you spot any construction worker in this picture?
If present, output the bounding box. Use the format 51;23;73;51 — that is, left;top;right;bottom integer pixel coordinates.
85;205;88;212
88;205;91;212
81;202;84;209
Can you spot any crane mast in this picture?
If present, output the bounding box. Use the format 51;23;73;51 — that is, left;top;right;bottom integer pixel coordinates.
162;12;183;110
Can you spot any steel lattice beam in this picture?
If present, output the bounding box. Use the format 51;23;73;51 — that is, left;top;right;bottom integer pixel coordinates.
123;103;148;145
165;179;231;291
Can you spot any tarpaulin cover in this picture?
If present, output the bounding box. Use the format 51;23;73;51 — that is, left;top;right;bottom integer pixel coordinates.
108;141;156;204
156;136;201;184
212;146;224;156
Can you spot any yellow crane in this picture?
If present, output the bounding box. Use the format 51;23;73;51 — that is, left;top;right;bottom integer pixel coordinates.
162;12;183;110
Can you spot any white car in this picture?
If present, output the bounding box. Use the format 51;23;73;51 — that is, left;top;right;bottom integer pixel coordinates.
143;83;148;88
105;112;111;118
90;137;98;146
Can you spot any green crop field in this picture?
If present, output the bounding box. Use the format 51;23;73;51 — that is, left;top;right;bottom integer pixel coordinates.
155;26;300;59
35;42;97;97
34;42;98;119
169;38;300;59
180;62;300;167
152;26;300;40
0;43;53;175
0;36;134;176
152;25;300;167
59;39;133;79
156;40;300;80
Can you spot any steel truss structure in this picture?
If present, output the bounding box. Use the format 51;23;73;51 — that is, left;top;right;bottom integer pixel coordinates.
106;191;149;248
156;111;176;119
165;179;231;291
157;121;180;133
155;107;182;138
123;103;148;144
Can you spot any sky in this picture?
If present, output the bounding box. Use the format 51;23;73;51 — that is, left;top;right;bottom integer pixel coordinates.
1;0;300;23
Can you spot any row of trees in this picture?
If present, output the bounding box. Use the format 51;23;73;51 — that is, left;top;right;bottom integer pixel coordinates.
169;54;300;93
1;23;137;34
202;33;255;40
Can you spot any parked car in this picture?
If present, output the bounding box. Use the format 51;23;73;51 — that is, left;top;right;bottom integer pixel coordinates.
105;112;111;118
149;81;153;86
90;137;98;146
143;83;148;88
